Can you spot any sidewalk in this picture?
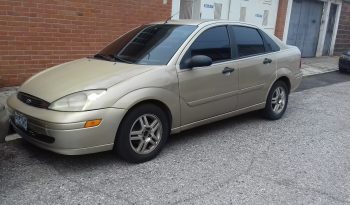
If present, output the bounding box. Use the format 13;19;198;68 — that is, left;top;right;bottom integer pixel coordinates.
301;56;339;76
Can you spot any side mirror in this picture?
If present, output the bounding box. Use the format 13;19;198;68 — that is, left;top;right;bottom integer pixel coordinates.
187;55;212;69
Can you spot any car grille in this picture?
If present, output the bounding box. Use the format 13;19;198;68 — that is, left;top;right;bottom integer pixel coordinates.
17;92;50;109
10;117;55;144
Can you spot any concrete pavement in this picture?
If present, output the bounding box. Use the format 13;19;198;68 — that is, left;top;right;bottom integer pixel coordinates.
1;74;350;204
301;56;339;76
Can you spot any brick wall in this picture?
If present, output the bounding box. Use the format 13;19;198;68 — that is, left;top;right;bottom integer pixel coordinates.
334;2;350;56
274;0;288;40
0;0;172;87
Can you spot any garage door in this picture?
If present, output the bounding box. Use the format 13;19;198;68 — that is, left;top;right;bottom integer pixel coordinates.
287;0;324;58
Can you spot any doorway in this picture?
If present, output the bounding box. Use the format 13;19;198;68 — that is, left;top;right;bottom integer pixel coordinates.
323;3;338;56
287;0;324;57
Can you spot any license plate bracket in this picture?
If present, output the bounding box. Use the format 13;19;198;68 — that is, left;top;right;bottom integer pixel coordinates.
14;112;28;131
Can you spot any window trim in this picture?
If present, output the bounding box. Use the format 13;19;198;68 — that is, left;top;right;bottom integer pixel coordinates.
175;24;283;71
257;29;281;53
179;25;232;69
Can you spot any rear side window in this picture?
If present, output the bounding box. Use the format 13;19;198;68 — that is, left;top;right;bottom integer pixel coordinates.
181;26;231;68
259;30;280;52
231;26;265;58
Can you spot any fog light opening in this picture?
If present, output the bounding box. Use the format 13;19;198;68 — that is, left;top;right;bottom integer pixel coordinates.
84;119;102;128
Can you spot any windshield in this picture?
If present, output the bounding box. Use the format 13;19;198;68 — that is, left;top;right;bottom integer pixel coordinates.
96;24;197;65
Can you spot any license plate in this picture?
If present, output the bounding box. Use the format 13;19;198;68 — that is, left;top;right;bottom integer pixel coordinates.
14;112;27;131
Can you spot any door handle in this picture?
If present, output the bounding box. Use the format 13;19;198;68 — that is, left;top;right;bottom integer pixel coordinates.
222;67;235;75
263;58;272;64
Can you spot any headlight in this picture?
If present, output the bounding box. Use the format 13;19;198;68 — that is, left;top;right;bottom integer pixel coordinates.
49;90;106;111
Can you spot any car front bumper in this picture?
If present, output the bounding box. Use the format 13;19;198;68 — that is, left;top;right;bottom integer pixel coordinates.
339;57;350;71
7;94;127;155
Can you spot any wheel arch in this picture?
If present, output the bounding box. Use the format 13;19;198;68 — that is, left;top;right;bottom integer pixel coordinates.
265;75;292;101
112;88;180;129
126;99;173;130
276;76;291;94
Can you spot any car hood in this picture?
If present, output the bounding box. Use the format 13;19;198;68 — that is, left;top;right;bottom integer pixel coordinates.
19;58;155;102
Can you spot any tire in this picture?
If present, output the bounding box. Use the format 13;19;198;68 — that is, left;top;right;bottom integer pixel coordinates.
114;103;169;163
263;81;289;120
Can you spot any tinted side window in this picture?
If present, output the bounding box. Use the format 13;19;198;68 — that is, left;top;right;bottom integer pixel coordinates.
259;30;280;52
231;26;265;58
181;26;231;68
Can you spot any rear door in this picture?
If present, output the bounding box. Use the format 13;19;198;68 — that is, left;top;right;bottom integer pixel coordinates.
229;26;278;109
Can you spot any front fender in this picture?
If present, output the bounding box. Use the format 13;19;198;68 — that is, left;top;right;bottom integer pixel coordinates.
111;88;180;129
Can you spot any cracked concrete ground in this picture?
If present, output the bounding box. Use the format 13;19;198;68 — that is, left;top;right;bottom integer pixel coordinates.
1;76;350;204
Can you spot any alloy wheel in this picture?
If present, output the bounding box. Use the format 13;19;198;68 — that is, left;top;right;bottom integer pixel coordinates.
271;86;286;114
129;114;163;155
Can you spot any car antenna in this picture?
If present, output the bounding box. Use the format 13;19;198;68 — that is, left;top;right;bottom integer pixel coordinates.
164;11;179;23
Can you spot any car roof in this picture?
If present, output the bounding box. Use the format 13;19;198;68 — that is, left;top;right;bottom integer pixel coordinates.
150;19;287;50
152;19;259;28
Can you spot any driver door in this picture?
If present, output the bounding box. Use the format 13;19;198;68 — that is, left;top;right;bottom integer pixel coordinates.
177;26;239;125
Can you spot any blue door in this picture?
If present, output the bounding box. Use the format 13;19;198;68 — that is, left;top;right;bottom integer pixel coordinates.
287;0;324;57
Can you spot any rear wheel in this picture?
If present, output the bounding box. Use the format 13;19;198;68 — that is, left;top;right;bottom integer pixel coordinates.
114;104;169;163
263;81;289;120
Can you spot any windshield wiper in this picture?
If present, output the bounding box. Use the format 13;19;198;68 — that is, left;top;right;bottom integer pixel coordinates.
94;53;133;64
113;55;133;64
93;54;115;62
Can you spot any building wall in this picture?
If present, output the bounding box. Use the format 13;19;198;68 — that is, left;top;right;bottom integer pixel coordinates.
172;0;280;34
334;2;350;55
0;0;172;87
274;0;288;39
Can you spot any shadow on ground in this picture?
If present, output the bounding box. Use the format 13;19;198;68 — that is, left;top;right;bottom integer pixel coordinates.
1;111;261;170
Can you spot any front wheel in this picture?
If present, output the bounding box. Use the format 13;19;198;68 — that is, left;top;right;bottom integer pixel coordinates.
263;81;289;120
114;104;169;163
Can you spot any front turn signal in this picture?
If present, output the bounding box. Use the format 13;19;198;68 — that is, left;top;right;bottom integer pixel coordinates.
84;119;102;128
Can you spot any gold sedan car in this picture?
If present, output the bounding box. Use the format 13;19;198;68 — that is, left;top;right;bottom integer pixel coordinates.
7;20;302;163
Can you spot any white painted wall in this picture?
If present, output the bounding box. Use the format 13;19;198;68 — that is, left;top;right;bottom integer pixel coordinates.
171;0;181;19
172;0;280;33
228;0;279;33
